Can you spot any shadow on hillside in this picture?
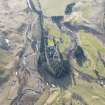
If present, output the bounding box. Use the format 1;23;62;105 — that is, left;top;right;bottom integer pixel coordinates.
74;46;87;66
63;22;105;43
38;62;73;89
64;22;103;35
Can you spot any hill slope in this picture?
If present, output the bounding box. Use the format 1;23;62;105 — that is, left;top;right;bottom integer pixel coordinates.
0;0;105;105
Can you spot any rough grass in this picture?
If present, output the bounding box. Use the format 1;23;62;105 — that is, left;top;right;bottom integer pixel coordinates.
71;79;105;105
39;0;71;16
0;48;13;86
45;21;71;54
1;0;105;105
73;31;105;77
0;48;12;68
81;2;92;19
39;80;105;105
36;88;60;105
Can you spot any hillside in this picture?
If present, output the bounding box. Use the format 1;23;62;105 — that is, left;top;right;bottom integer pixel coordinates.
0;0;105;105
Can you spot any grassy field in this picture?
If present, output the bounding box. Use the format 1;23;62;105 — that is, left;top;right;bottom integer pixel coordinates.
39;0;71;16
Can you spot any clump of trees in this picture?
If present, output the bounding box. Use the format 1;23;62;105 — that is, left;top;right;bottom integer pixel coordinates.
38;33;70;78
